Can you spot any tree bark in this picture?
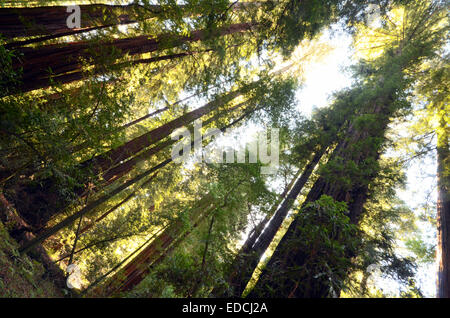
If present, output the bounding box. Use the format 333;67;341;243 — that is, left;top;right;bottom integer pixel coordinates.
15;50;211;94
1;2;260;39
8;23;254;95
437;110;450;297
0;4;155;38
248;73;404;296
81;85;251;176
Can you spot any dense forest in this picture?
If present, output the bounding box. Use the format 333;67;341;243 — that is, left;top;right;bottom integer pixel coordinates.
0;0;448;299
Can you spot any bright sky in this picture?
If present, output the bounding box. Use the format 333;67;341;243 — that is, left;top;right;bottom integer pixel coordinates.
295;27;354;118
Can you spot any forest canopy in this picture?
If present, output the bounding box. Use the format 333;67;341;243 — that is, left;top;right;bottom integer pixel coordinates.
0;0;448;300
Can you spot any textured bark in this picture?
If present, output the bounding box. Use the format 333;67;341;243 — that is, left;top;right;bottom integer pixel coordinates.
248;95;394;297
1;2;259;39
8;23;254;96
7;90;247;232
0;4;154;38
69;107;171;155
437;111;450;298
15;50;210;94
100;101;248;185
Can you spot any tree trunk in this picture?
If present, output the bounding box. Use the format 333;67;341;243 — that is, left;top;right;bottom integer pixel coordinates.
437;110;450;297
78;173;158;236
248;85;399;297
1;2;259;39
0;4;155;38
101;195;216;296
17;108;253;254
15;50;211;94
8;23;254;95
100;100;248;185
75;102;248;236
81;85;251;176
216;148;326;297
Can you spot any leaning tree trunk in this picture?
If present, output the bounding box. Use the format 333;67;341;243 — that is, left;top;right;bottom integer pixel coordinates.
6;87;248;231
247;97;393;298
6;23;254;96
81;84;253;177
17;108;254;255
246;29;443;295
74;102;249;236
100;195;217;296
0;4;156;38
1;2;259;40
216;147;327;297
100;100;248;186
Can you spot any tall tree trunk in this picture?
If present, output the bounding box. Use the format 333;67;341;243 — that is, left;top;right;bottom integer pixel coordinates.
81;85;252;176
247;108;391;297
69;107;171;155
215;147;327;297
18;108;254;254
78;173;159;236
16;49;212;94
74;102;249;236
0;4;155;38
1;2;259;39
99;100;248;185
246;58;418;295
7;87;249;231
7;23;254;95
101;195;217;296
18;157;172;255
437;110;450;297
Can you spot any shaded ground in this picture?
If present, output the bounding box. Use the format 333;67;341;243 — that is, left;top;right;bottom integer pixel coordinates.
0;221;63;297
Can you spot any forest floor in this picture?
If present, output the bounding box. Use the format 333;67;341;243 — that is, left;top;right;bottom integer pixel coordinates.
0;221;63;297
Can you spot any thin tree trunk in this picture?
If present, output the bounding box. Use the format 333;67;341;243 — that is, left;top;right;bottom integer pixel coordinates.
78;172;158;235
102;177;243;296
216;148;326;297
437;110;450;297
18;157;172;255
83;225;168;297
101;195;217;296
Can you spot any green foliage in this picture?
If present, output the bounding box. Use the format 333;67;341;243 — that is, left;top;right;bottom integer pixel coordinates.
405;238;435;264
0;222;61;297
250;195;360;297
0;0;447;299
